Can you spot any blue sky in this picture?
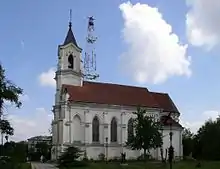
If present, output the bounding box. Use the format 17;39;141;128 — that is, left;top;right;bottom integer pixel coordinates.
1;0;220;141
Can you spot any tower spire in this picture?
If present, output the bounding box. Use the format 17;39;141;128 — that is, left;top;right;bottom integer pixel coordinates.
69;9;72;28
63;9;79;48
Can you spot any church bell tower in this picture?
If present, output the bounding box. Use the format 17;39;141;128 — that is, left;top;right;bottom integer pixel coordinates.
52;12;84;160
55;20;83;91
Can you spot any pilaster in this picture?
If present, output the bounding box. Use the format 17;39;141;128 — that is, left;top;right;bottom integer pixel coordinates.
84;109;90;144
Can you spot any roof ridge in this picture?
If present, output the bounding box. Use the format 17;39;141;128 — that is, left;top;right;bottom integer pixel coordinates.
83;81;148;90
150;91;168;95
167;94;180;113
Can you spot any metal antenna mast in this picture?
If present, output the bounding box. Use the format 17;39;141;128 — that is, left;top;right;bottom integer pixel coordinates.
83;16;99;80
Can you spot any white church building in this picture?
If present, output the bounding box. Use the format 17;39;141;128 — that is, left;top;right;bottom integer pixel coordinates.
51;21;183;161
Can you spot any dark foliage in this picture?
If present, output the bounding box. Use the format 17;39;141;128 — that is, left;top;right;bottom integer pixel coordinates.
182;128;194;157
27;142;51;161
0;63;23;113
1;141;28;163
58;146;87;167
0;63;23;145
0;119;14;136
126;107;163;160
98;153;105;161
183;117;220;161
35;142;51;160
193;118;220;160
0;141;30;169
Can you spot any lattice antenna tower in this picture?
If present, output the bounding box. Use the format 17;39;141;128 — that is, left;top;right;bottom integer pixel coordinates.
83;16;99;80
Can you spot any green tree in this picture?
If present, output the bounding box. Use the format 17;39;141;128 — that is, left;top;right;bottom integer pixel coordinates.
182;128;194;157
0;119;14;144
35;142;51;160
3;141;28;162
0;63;23;114
126;107;163;160
0;63;23;145
58;146;86;167
193;118;220;160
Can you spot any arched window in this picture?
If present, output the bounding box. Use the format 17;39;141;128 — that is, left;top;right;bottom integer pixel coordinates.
92;116;99;142
127;118;134;140
73;115;83;142
111;117;117;142
68;54;74;69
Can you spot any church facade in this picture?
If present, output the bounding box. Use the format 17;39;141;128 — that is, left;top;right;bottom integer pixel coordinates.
51;22;183;161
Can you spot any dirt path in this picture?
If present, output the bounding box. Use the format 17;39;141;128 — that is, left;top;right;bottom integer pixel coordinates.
31;162;58;169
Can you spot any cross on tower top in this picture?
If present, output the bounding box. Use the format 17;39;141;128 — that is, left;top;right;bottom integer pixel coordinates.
69;9;72;28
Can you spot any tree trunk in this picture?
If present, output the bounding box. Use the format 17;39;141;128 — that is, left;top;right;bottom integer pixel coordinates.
0;107;3;146
144;149;147;162
165;148;168;161
1;132;3;145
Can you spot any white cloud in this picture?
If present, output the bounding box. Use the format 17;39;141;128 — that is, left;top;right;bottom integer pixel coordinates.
119;2;191;84
180;110;220;133
39;68;56;88
7;108;53;142
186;0;220;49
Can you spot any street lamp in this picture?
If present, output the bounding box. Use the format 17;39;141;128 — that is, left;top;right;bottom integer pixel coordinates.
169;126;174;169
164;113;174;169
105;137;108;163
167;116;174;169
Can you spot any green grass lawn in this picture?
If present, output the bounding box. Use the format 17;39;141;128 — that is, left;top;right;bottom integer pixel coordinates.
0;162;31;169
60;161;220;169
18;162;32;169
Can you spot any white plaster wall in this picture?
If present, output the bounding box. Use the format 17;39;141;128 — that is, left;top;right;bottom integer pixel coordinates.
85;147;141;160
58;121;63;144
124;148;141;159
73;115;84;142
86;146;104;160
59;104;176;160
52;122;57;145
108;147;121;158
68;109;85;143
61;74;82;87
160;128;182;159
59;44;81;72
55;43;83;91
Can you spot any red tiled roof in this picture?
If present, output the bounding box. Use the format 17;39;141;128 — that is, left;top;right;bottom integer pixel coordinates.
160;115;183;128
150;92;179;113
62;81;179;113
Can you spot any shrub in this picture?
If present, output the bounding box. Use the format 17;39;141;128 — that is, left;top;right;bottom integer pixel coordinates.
137;153;152;161
83;151;88;161
108;156;121;162
58;146;87;167
0;156;14;169
98;153;105;161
